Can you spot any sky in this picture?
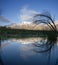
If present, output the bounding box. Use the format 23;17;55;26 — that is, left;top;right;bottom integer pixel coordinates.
0;0;58;26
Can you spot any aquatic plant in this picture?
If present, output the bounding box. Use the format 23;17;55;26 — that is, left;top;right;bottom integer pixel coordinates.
32;11;57;53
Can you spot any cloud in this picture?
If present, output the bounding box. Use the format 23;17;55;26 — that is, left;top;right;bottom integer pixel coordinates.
0;16;10;22
19;6;39;23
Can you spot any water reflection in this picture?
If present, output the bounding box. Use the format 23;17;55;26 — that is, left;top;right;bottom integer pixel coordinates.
0;38;4;65
0;37;58;65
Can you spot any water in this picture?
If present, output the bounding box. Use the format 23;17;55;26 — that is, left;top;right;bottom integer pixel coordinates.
0;37;58;65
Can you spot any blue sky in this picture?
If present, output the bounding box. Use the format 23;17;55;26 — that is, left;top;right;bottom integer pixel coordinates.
0;0;58;25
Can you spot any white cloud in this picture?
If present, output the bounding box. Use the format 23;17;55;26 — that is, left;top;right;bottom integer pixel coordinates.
19;6;39;24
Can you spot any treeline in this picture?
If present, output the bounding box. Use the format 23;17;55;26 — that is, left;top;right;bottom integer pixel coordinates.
0;26;58;38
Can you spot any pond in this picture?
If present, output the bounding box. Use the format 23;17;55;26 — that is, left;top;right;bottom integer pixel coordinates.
0;37;58;65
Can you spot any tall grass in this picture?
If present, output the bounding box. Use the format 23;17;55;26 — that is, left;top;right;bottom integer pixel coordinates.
33;12;57;53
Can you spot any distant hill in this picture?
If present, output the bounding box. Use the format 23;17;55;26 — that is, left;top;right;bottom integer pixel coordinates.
6;22;58;30
56;24;58;30
6;23;47;30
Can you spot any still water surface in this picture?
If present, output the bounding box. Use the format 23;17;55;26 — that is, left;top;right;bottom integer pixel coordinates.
0;37;58;65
